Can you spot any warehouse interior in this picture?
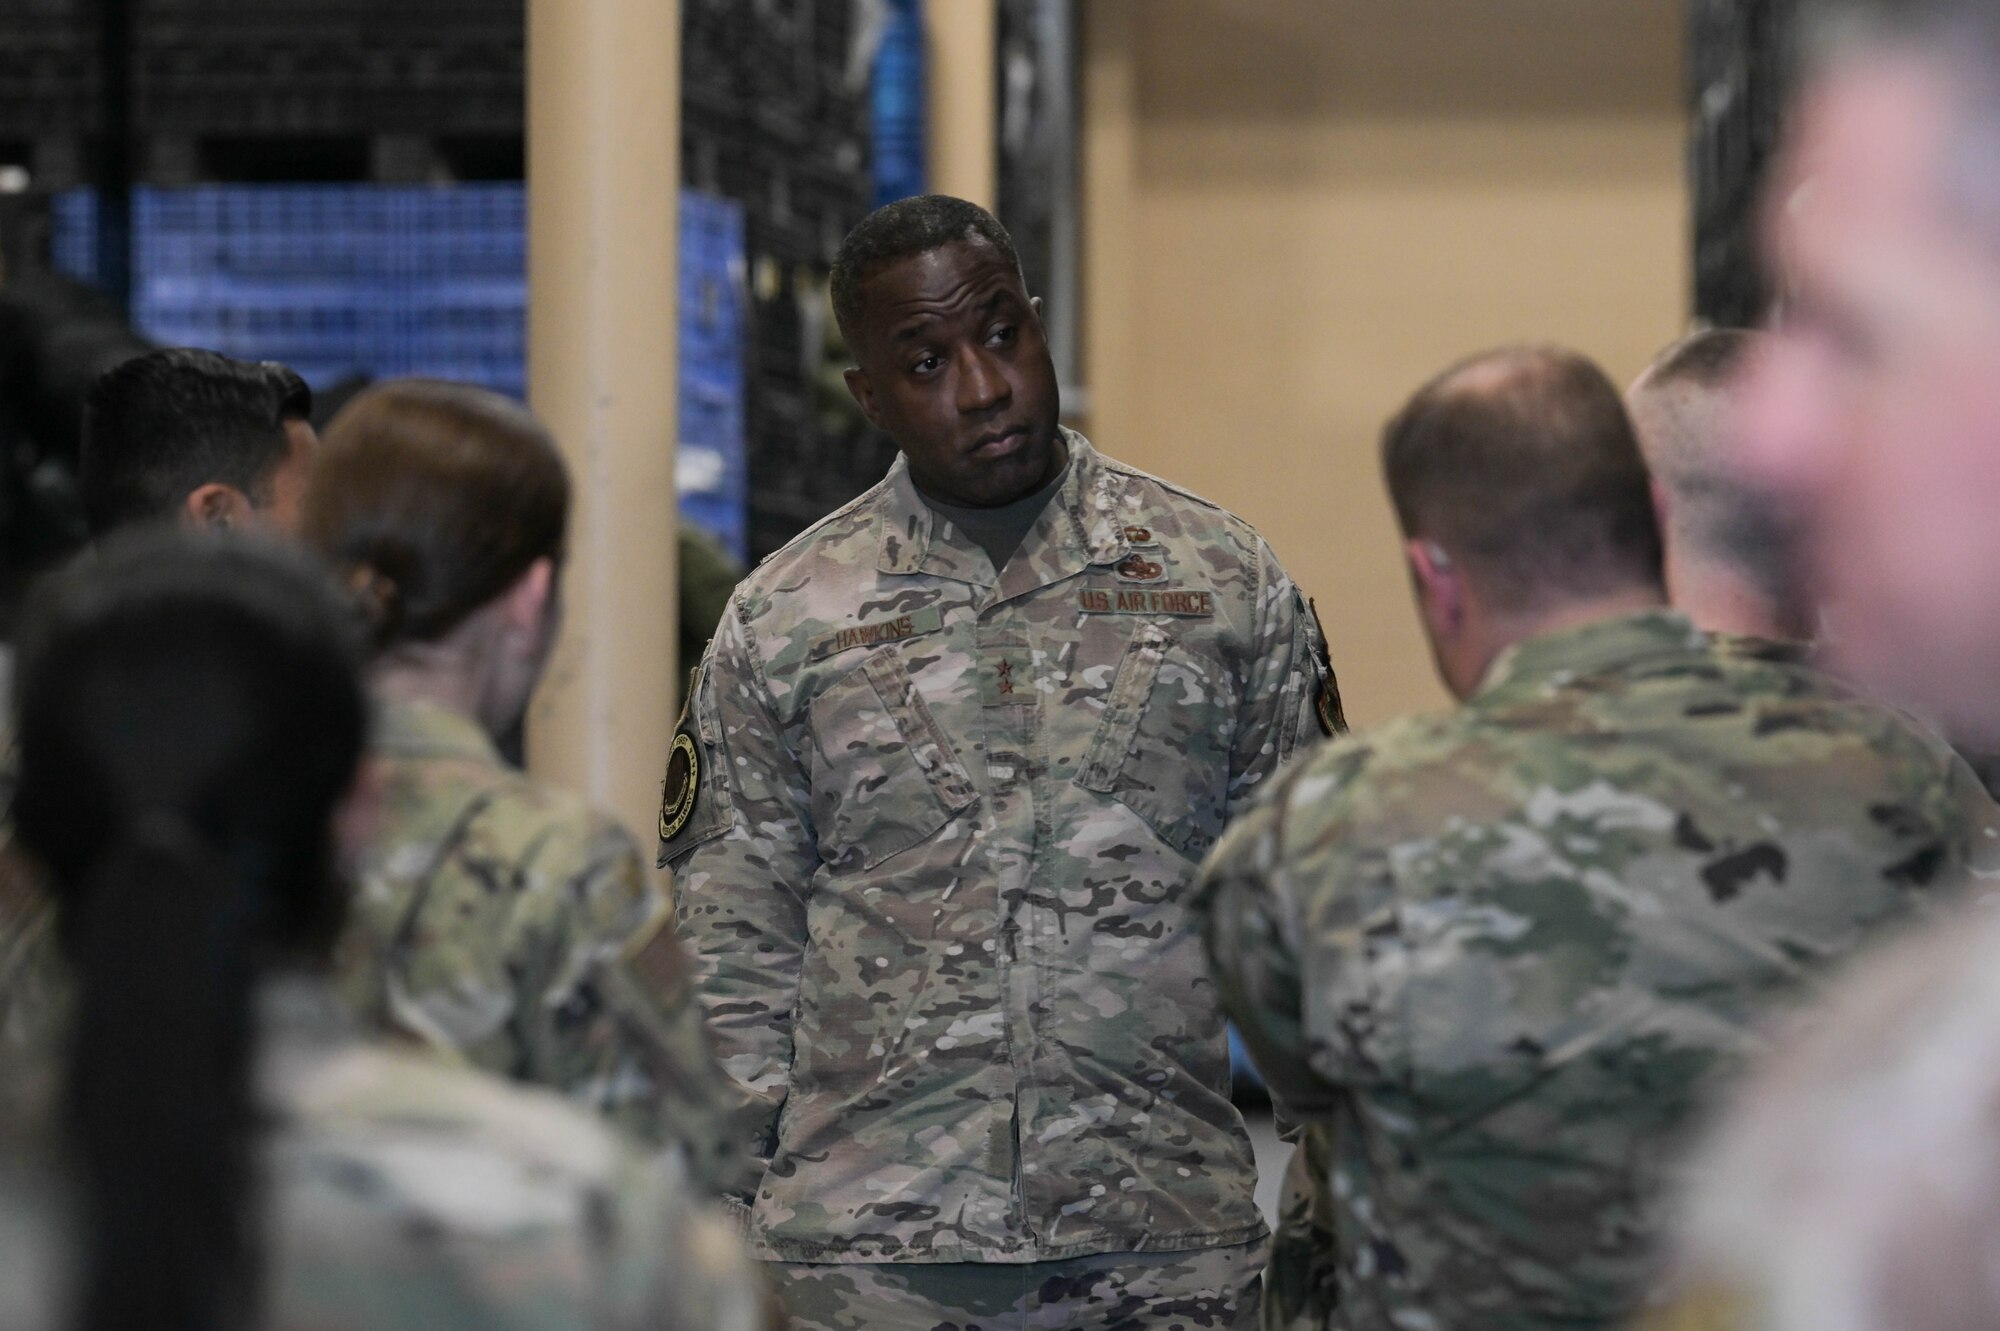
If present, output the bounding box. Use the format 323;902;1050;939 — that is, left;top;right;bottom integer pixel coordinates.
0;0;1788;836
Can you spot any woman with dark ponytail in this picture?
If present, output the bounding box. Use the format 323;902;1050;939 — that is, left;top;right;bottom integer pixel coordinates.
4;529;775;1331
304;380;747;1195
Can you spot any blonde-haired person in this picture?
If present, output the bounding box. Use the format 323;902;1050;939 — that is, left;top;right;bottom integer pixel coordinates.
303;379;749;1195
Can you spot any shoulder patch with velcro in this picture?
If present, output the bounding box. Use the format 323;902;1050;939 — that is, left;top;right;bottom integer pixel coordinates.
657;665;734;866
1307;596;1347;736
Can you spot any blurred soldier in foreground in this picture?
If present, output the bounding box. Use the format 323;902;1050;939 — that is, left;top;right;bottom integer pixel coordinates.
1195;345;1997;1331
0;345;320;1103
1654;3;2000;1328
303;380;749;1195
1627;328;1812;645
0;531;774;1331
662;195;1339;1329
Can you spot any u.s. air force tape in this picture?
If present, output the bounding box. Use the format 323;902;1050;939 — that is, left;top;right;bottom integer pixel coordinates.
658;730;700;842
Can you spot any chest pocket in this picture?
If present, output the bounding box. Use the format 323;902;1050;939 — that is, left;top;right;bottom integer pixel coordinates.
1076;621;1235;859
807;647;978;873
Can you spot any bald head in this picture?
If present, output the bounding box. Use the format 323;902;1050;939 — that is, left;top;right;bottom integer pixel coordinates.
1383;344;1665;616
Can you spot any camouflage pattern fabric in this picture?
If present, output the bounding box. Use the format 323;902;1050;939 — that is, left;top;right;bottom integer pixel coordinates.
679;522;746;710
1196;613;2000;1331
772;1238;1266;1331
0;715;67;1133
0;976;782;1331
0;851;62;1131
335;697;751;1196
662;431;1334;1265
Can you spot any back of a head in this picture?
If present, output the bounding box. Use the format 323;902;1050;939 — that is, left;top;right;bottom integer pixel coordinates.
14;529;366;942
830;194;1024;349
1382;344;1664;613
303;379;569;655
78;348;311;538
1629;330;1806;619
1629;328;1759;488
10;530;366;1331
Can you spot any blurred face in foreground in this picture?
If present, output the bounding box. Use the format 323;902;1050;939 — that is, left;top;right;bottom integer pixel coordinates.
1737;53;2000;745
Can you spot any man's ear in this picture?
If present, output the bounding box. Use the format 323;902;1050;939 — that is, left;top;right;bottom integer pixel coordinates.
1406;537;1464;638
1030;294;1044;319
182;482;257;532
843;366;884;431
500;556;555;635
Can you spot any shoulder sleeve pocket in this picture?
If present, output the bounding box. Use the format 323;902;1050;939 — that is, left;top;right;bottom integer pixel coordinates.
658;666;736;867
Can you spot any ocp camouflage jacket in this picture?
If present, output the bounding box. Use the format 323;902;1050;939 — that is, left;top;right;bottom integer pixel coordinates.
662;431;1335;1263
1198;613;2000;1331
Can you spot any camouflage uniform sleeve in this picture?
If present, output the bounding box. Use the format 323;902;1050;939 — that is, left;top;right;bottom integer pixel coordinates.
513;814;752;1197
595;880;760;1198
1262;1123;1344;1331
0;850;65;1130
1934;747;2000;880
1226;543;1337;814
661;598;816;1190
1197;791;1340;1122
613;1150;788;1331
1200;788;1353;1331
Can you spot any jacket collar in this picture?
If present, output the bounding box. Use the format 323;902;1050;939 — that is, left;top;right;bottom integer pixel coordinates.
874;428;1134;597
370;696;504;767
1473;609;1707;705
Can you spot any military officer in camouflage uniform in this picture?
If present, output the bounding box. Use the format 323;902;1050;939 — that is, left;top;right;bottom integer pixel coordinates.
303;379;748;1196
1195;345;1999;1331
660;195;1340;1329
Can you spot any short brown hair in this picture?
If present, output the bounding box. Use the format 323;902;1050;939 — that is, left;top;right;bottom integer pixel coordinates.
1383;345;1664;613
303;379;568;653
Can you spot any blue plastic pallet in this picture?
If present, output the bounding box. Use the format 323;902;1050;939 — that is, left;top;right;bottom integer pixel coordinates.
54;183;748;559
872;0;926;206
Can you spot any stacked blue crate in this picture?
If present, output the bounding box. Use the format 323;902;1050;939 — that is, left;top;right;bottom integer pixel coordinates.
51;183;748;558
50;190;96;283
677;191;749;560
871;0;926;207
128;184;528;399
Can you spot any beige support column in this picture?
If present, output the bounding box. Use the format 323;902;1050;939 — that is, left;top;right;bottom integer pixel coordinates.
926;0;998;208
1079;0;1139;445
525;0;679;851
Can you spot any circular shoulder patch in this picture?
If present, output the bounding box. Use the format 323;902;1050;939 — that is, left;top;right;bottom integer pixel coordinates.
659;731;700;842
1316;673;1347;737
